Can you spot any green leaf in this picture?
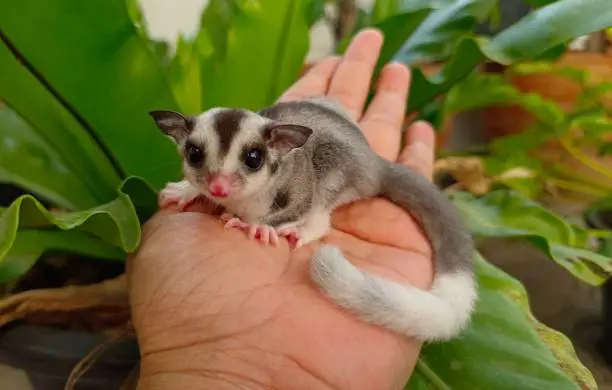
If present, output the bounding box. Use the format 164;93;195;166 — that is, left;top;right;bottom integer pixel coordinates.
374;10;435;68
0;194;139;258
587;194;612;214
164;36;203;114
120;176;160;224
406;38;484;111
451;190;612;285
600;142;612;156
0;42;120;209
0;0;182;189
125;0;149;40
483;154;544;198
305;0;326;26
0;176;158;283
482;0;612;65
0;179;150;257
373;0;612;111
198;0;313;110
390;0;497;64
571;114;612;139
407;253;596;390
198;0;241;59
489;124;558;156
0;105;99;210
0;229;125;284
510;61;589;85
443;73;565;127
523;0;560;7
372;0;460;24
372;0;398;24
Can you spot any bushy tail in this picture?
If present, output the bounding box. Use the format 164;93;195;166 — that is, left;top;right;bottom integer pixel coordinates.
310;163;477;342
311;246;475;341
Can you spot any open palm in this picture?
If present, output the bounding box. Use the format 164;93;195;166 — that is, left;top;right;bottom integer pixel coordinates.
128;29;437;390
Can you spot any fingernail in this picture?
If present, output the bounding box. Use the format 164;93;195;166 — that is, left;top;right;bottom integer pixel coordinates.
389;60;407;67
412;120;431;127
381;61;410;80
357;27;383;37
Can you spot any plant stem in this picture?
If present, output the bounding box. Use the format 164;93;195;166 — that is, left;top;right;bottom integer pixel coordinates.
415;359;452;390
589;229;612;239
559;134;612;180
546;178;609;198
546;161;612;191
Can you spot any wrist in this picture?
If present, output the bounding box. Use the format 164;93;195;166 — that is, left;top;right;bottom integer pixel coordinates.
138;342;268;390
137;339;334;390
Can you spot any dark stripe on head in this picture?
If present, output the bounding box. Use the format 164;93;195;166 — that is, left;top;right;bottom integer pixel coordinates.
214;109;245;155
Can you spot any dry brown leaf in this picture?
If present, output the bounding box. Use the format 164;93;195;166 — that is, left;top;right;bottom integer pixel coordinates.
495;167;536;181
435;156;492;195
0;273;128;327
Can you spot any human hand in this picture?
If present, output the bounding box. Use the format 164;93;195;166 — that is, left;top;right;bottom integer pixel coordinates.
128;29;437;390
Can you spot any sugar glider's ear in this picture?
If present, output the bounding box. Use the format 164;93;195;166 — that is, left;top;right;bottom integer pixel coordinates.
149;110;194;143
264;124;313;155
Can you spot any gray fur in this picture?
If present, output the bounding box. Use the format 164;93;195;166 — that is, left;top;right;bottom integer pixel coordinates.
258;98;474;272
257;98;476;341
150;97;477;341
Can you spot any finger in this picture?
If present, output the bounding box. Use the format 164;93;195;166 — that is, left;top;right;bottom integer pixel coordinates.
326;28;383;120
359;62;410;161
397;121;436;181
277;56;341;102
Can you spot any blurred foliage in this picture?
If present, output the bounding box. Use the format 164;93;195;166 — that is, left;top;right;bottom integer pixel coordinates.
0;0;611;388
439;60;612;203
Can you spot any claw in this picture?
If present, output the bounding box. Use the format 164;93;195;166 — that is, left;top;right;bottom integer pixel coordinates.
224;217;248;230
269;229;280;246
262;226;280;247
278;229;301;250
159;181;200;211
220;213;284;247
177;196;203;212
159;191;179;209
220;212;235;222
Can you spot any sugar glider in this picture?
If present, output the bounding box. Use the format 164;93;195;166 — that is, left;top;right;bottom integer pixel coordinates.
149;97;476;342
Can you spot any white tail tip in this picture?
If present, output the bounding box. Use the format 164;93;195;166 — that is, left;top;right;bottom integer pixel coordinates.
310;245;477;342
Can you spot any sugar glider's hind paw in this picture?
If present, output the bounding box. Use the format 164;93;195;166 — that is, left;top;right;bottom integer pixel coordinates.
248;224;281;247
277;228;302;250
159;180;201;211
276;211;332;251
282;231;301;250
223;216;280;247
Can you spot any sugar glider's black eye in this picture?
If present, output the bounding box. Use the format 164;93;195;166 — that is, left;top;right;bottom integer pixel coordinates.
243;147;265;171
185;142;204;167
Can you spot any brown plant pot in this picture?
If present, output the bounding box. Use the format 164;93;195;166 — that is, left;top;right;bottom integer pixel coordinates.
483;51;612;140
481;52;612;203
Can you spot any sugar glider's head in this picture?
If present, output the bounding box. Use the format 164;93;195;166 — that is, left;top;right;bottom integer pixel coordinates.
149;107;312;202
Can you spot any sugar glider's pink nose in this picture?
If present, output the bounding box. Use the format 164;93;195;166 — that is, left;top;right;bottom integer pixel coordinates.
207;174;231;198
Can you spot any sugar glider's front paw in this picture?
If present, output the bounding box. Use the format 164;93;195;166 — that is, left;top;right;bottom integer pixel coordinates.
159;180;202;211
277;228;302;250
